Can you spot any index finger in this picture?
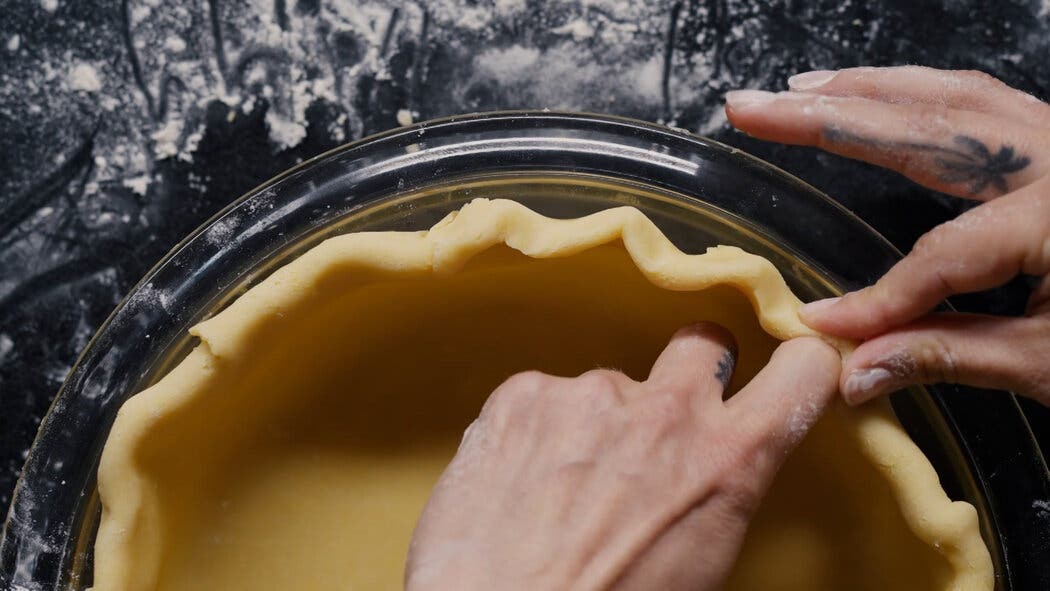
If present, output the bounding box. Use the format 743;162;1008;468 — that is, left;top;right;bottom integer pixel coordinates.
727;337;841;451
801;181;1050;340
787;66;1050;128
725;90;1044;200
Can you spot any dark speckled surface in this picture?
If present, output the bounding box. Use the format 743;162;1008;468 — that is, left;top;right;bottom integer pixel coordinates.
1;0;1048;531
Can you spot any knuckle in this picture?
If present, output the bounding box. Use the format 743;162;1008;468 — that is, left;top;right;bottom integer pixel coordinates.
578;367;616;383
482;388;516;421
576;369;629;407
855;284;908;330
577;368;625;393
502;370;550;393
912;224;955;259
911;229;939;254
486;370;550;416
1014;317;1050;398
906;102;952;134
958;69;1003;88
911;228;963;291
911;337;959;385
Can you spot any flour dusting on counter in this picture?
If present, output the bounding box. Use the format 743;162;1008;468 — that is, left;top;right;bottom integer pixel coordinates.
68;63;101;92
0;0;724;210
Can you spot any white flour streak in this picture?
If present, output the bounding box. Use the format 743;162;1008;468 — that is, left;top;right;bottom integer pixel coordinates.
551;19;596;41
785;397;822;446
68;63;101;92
0;333;14;365
123;174;151;196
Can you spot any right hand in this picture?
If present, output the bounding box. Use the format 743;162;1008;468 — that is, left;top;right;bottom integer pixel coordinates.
405;325;840;591
725;66;1050;406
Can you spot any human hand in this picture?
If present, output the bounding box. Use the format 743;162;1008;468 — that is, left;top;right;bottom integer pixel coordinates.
404;324;839;591
725;66;1050;406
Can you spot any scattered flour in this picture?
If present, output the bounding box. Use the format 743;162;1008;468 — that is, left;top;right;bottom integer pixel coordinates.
632;56;664;103
130;4;152;25
150;117;185;159
698;106;728;136
163;35;187;54
493;0;527;17
4;0;724;204
551;19;595;41
785;397;822;446
133;281;173;313
68;63;101;92
264;111;307;151
123;175;151;196
0;333;14;365
473;39;688;114
204;216;239;245
475;46;543;80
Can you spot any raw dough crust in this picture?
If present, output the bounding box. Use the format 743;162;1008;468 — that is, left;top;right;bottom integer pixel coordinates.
93;199;993;591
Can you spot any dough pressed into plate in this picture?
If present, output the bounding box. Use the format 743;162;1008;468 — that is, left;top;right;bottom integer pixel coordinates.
93;199;993;591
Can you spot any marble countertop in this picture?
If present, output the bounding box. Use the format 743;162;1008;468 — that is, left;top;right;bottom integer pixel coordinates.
1;0;1049;515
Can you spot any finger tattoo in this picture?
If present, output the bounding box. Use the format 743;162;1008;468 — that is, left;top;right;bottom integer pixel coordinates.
823;126;1031;195
715;345;738;388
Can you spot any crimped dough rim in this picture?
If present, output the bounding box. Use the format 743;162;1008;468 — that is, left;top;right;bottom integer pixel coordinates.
94;198;993;590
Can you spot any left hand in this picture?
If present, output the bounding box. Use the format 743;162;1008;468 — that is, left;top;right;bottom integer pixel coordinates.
725;66;1050;405
404;324;840;591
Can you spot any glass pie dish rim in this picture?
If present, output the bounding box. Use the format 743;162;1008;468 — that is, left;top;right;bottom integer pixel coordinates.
2;110;1046;590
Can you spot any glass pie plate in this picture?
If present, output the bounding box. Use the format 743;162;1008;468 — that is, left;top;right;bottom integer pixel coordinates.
2;112;1048;590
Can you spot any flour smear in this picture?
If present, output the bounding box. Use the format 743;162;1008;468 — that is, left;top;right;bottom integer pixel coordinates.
1;0;732;203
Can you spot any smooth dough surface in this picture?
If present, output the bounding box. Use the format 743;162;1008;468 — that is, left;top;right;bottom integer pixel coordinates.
93;199;993;591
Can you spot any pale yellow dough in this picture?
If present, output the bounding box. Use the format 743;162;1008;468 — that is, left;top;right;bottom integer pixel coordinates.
94;199;993;591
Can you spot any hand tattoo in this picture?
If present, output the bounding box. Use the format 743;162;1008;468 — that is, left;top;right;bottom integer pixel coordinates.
823;127;1030;195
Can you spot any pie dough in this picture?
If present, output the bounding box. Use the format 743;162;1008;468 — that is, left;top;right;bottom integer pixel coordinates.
93;199;993;590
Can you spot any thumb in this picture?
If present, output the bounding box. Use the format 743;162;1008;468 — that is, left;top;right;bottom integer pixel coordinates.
840;313;1050;406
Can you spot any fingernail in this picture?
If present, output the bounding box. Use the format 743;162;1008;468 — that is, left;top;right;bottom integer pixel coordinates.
788;70;837;90
725;89;778;110
842;367;893;406
800;296;841;321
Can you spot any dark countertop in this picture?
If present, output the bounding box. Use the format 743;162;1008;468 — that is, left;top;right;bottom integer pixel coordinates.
1;0;1048;515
